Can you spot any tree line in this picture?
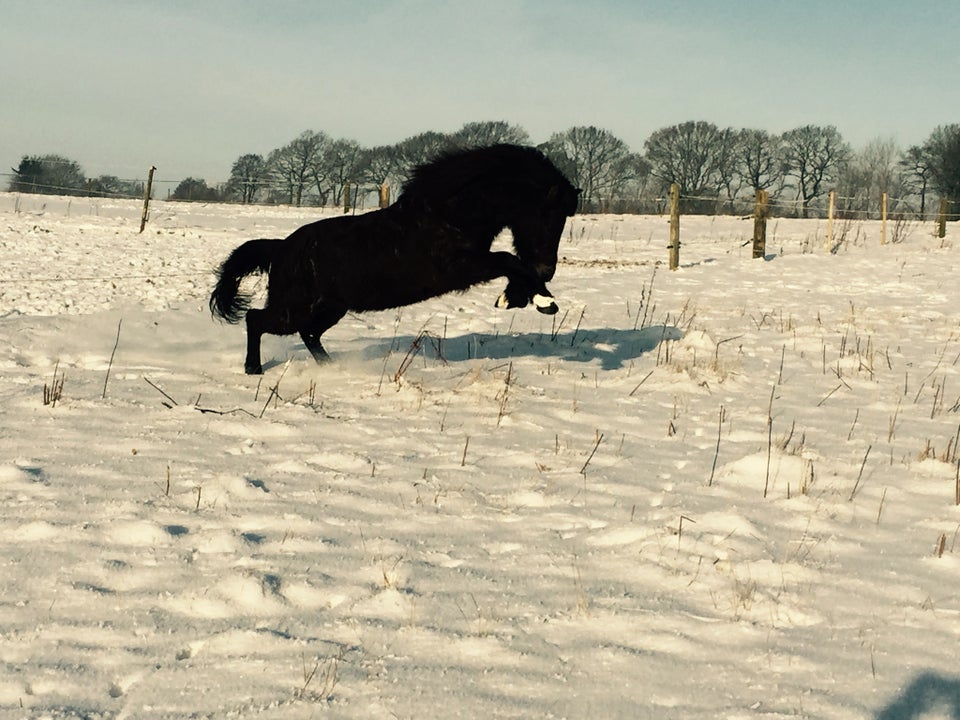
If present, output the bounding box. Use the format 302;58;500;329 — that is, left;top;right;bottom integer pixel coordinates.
5;156;145;201
8;120;960;217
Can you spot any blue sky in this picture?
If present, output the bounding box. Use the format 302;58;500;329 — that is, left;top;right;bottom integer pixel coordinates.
2;0;957;186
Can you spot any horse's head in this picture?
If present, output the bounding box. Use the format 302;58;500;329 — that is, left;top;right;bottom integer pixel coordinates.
511;182;581;282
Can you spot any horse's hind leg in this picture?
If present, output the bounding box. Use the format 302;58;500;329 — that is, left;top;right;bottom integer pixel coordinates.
244;305;308;374
244;308;269;374
299;305;347;365
299;331;329;364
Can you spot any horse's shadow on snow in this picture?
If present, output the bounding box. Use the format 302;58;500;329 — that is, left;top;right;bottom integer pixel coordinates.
875;672;960;720
364;325;682;371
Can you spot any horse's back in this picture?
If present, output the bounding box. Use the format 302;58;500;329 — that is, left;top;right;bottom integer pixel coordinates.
269;208;473;312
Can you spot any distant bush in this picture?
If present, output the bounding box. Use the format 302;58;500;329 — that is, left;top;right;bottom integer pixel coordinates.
170;177;222;202
8;154;86;195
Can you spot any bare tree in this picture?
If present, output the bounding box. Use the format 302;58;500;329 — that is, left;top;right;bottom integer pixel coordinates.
394;131;455;184
736;129;785;194
643;121;727;211
227;153;267;204
924;124;960;205
543;126;632;211
714;128;746;213
862;137;899;198
323;139;363;205
781;125;851;217
267;130;330;206
449;121;530;149
836;137;900;215
611;153;653;212
899;144;935;215
356;145;404;202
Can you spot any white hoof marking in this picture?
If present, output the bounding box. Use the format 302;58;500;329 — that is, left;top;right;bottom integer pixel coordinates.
496;292;510;308
533;293;555;309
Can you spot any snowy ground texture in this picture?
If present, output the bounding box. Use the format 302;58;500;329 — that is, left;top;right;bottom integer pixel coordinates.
1;192;959;719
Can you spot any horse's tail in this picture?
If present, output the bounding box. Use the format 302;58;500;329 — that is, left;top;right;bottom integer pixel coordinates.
209;239;278;323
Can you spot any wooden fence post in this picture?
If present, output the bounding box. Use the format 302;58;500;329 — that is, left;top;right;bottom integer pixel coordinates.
668;183;681;270
826;190;836;251
881;192;888;245
937;197;948;238
752;189;769;259
379;183;390;209
343;182;351;213
139;165;156;234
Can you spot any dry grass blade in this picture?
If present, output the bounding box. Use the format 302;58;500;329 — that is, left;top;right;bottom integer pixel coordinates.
496;362;513;426
764;385;775;498
628;370;655;397
580;431;604;475
848;444;873;502
43;360;65;407
297;648;342;702
102;319;122;399
144;376;178;408
708;404;725;486
258;360;291;418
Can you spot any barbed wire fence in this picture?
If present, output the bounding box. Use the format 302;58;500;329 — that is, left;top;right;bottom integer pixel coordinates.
658;189;959;221
0;171;390;216
663;184;958;269
4;161;958;221
0;177;956;294
4;163;960;221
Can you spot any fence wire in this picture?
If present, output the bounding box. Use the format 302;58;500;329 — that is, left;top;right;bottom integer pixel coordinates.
2;169;959;220
674;190;959;221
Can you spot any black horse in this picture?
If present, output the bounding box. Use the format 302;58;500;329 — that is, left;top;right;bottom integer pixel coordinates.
210;144;580;374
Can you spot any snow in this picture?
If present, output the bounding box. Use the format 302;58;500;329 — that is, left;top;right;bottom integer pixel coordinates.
1;191;959;719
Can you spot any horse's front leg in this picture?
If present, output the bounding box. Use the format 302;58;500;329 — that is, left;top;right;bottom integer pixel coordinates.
485;254;558;315
495;281;558;315
465;251;558;314
478;251;558;315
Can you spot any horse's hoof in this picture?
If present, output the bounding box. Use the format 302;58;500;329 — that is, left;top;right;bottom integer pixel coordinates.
245;363;264;375
533;294;559;315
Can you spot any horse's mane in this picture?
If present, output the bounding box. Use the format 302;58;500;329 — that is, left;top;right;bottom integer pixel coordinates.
398;144;566;206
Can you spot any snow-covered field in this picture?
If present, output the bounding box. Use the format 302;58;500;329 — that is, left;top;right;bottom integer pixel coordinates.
1;191;959;719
